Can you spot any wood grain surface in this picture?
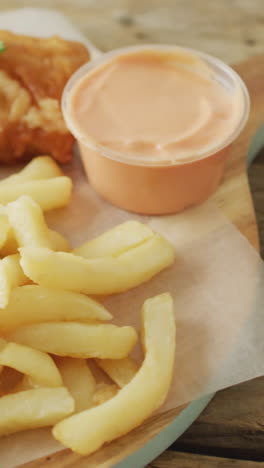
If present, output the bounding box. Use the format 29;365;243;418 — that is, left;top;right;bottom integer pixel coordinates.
1;2;264;467
173;377;264;460
2;0;264;63
150;450;264;467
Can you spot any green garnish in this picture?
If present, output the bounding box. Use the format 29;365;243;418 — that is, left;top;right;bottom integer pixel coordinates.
0;41;5;53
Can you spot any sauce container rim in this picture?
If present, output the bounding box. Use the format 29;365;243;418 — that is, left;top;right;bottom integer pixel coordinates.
62;44;250;167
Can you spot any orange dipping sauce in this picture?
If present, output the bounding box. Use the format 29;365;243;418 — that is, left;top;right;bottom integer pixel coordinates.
62;46;250;214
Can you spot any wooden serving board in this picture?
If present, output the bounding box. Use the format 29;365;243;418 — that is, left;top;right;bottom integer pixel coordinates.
19;54;262;468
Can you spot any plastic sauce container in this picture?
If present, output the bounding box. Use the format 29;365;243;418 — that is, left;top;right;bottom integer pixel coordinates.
62;45;250;215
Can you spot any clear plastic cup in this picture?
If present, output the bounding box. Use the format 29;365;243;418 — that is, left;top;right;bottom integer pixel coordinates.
62;45;250;215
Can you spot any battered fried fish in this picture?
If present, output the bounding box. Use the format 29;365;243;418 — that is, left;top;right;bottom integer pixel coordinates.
0;31;90;164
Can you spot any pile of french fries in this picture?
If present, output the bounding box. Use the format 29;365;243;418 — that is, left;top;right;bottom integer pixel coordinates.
0;156;176;456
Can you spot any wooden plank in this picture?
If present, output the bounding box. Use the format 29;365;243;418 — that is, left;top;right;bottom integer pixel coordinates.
248;155;264;257
2;0;264;63
149;450;264;468
212;53;264;250
173;377;264;460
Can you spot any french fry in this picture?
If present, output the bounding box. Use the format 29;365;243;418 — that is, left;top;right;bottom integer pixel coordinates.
0;254;28;308
95;357;139;388
0;176;72;211
73;221;154;259
20;234;175;294
7;195;53;248
53;293;175;455
57;358;96;412
49;229;71;252
2;227;71;256
0;285;112;334
0;156;62;187
93;383;119;406
0;228;18;256
0;338;62;387
0;387;74;436
8;195;71;252
8;322;137;359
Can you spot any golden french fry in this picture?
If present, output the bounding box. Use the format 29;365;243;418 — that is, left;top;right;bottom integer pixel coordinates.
53;293;175;455
0;254;28;308
95;357;139;388
0;285;112;334
49;229;71;252
73;221;154;259
0;338;62;387
0;156;62;187
20;234;175;294
93;384;119;406
57;358;96;412
8;322;137;359
7;195;52;249
2;228;71;256
0;177;72;211
0;228;18;256
0;387;74;436
8;195;71;252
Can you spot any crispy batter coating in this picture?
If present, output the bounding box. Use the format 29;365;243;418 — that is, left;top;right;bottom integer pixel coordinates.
0;31;89;164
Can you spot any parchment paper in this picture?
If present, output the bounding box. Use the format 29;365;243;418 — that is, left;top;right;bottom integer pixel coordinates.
0;8;264;468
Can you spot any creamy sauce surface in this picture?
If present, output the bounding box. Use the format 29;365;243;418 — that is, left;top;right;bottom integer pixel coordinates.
69;50;243;163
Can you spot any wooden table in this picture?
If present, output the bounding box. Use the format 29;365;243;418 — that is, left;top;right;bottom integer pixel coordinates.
2;2;264;467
